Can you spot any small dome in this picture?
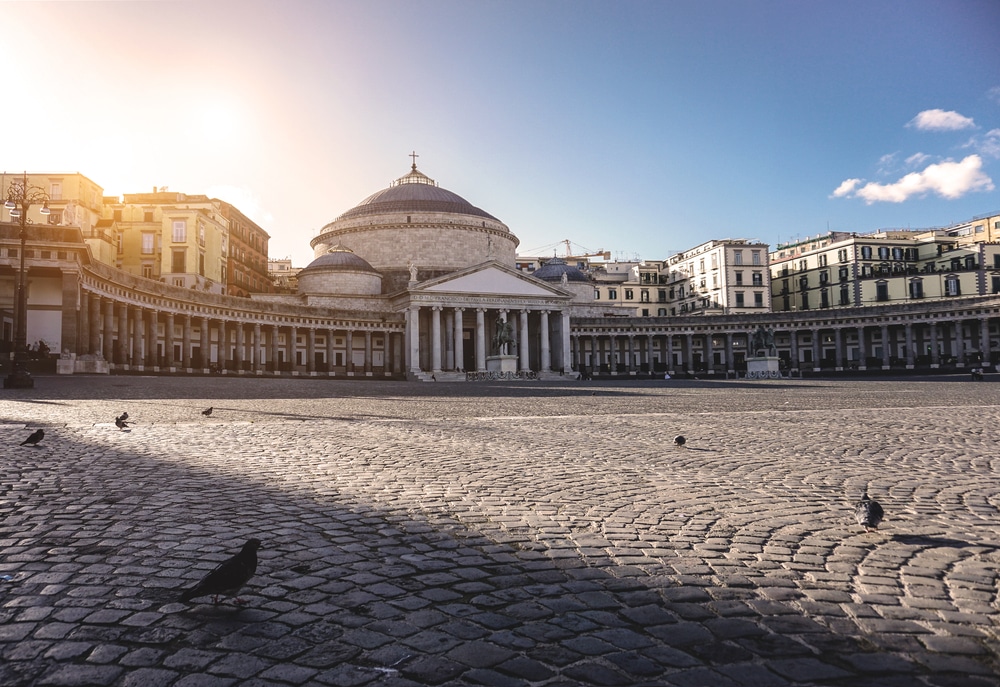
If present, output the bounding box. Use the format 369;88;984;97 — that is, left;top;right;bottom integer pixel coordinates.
301;244;379;274
533;257;589;283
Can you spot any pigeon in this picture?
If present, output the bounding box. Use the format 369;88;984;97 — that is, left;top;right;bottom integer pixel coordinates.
201;407;213;416
115;414;129;430
673;435;686;447
20;429;44;446
854;492;884;532
119;411;129;421
179;538;261;604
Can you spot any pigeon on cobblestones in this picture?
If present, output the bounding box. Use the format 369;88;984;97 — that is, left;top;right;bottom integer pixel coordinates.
854;492;884;532
115;414;129;430
202;407;213;416
20;429;44;446
119;411;129;421
673;435;686;447
179;538;261;604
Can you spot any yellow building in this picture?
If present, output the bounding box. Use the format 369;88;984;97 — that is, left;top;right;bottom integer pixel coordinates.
103;192;229;293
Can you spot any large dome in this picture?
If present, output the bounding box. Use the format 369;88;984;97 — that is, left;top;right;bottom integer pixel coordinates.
334;167;499;222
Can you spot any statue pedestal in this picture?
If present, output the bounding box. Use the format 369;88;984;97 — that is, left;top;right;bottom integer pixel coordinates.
746;356;781;379
486;355;518;373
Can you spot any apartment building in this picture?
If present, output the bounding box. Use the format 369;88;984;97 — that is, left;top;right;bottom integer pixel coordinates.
221;202;272;297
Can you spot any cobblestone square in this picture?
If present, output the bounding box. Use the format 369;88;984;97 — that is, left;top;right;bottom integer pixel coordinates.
1;375;998;686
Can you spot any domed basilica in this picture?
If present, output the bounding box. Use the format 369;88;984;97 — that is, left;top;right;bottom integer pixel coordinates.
288;162;593;380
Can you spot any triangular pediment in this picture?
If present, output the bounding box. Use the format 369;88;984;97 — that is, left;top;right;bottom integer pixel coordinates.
417;262;568;297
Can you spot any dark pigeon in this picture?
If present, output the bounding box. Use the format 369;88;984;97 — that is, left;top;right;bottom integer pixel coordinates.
202;407;213;416
115;415;129;430
119;411;129;421
673;435;686;447
179;538;261;604
854;492;884;532
20;429;44;446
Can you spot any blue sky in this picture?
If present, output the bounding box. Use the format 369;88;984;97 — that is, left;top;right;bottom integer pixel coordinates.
2;0;999;267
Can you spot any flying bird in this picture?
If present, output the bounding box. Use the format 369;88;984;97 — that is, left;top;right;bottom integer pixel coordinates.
20;429;44;446
202;407;213;416
179;538;261;605
854;492;884;532
673;435;686;447
115;414;129;430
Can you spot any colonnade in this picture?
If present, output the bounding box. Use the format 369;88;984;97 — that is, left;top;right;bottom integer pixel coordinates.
75;290;404;376
572;315;999;375
406;303;571;376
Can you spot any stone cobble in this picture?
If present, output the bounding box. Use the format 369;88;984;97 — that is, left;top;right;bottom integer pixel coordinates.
0;375;998;686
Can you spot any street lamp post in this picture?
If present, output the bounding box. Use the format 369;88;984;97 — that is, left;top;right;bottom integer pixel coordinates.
3;173;49;389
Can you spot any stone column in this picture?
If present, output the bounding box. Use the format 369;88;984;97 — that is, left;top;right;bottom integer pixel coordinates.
117;303;129;365
724;333;734;374
979;318;990;367
165;312;175;368
519;309;530;372
833;328;842;370
905;323;915;368
289;326;298;371
326;328;335;374
269;325;279;371
252;323;262;373
345;329;354;375
856;326;867;370
646;334;654;374
217;320;228;371
880;324;891;369
540;310;551;372
589;335;598;371
789;330;799;370
148;310;159;367
78;289;90;356
929;322;939;366
89;295;102;357
609;335;618;375
199;318;210;369
475;308;486;372
233;323;244;371
626;334;636;374
132;307;144;367
811;328;821;371
102;298;115;362
705;334;715;375
666;334;674;374
431;307;443;374
453;308;465;372
684;333;694;372
306;328;316;374
561;311;572;374
182;314;192;369
444;310;454;371
408;306;421;374
364;331;373;375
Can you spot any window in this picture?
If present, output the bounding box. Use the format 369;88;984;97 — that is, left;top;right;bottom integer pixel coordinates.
608;288;617;300
735;271;744;285
640;290;649;302
173;278;185;287
141;264;153;279
861;246;872;260
735;292;745;307
141;233;155;254
798;259;808;271
878;246;890;260
733;251;743;265
839;266;849;282
171;249;186;273
840;285;851;305
172;220;186;242
657;308;667;316
624;289;633;300
801;293;809;310
819;270;829;284
594;289;600;300
49;182;62;200
838;248;849;262
876;281;889;301
818;254;828;267
821;289;830;308
754;292;763;307
945;275;961;296
751;272;763;287
698;259;705;273
992;276;1000;294
752;250;761;265
641;309;649;317
144;210;155;222
909;279;923;299
799;276;809;291
965;255;977;270
113;209;122;222
657;289;666;302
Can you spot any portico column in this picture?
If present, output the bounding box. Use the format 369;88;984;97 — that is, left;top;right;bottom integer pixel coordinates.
833;328;842;370
979;318;990;367
289;326;298;370
589;335;598;371
252;323;262;373
705;334;714;375
217;320;228;371
666;334;674;374
929;322;939;366
91;295;104;358
880;324;891;369
453;308;465;372
102;299;115;362
905;323;915;368
146;310;157;367
165;313;175;368
326;328;335;374
475;308;486;371
307;327;316;374
364;330;373;375
431;307;443;374
132;307;143;367
519;309;530;372
444;310;454;371
684;333;694;372
812;328;821;371
626;334;635;374
232;323;243;371
789;330;799;371
540;310;551;372
407;307;420;374
270;325;279;371
609;335;618;375
646;333;654;374
344;329;356;374
118;304;130;365
199;318;209;369
78;290;90;356
182;315;193;369
725;333;734;374
561;311;571;374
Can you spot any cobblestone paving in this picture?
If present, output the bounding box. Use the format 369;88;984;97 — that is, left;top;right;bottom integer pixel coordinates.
1;375;998;686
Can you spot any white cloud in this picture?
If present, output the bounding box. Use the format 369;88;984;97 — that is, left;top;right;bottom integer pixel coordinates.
964;128;1000;159
908;109;976;131
988;86;1000;105
831;155;994;204
905;152;931;167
